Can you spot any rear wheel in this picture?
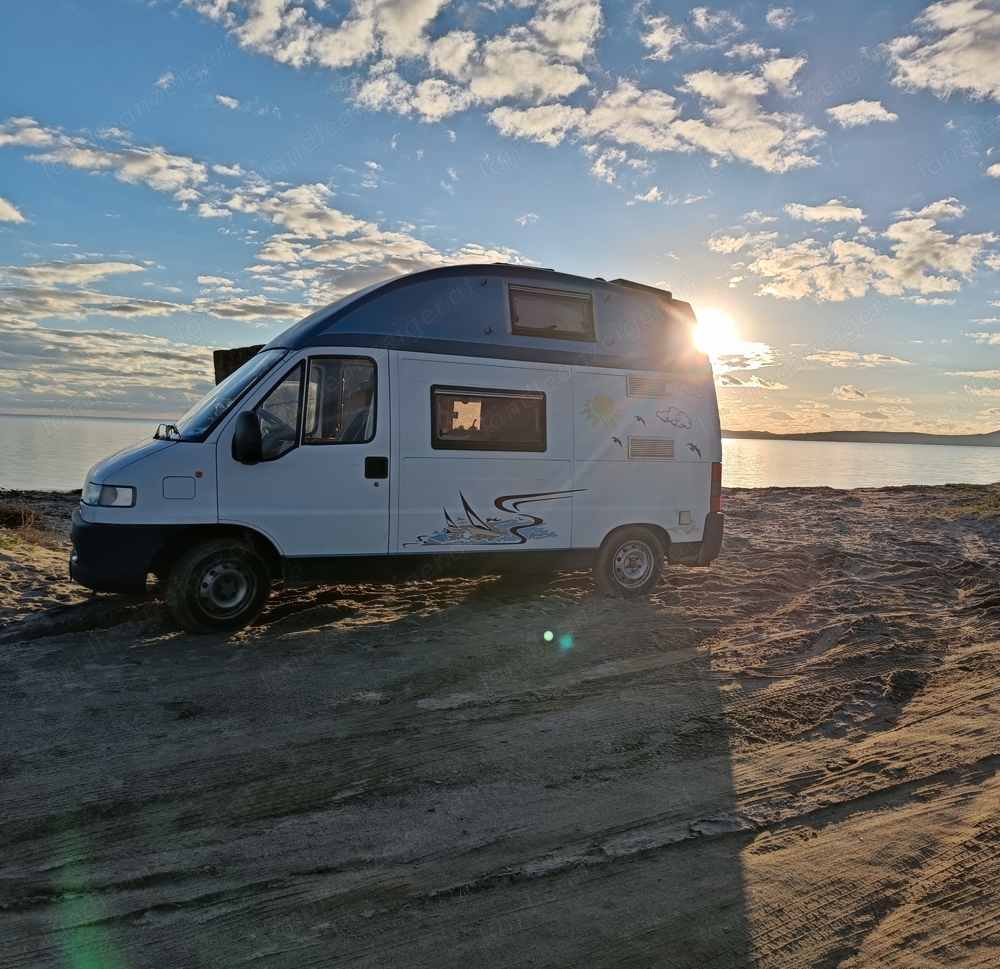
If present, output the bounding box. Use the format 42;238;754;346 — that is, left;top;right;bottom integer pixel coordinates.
166;538;271;633
594;526;664;597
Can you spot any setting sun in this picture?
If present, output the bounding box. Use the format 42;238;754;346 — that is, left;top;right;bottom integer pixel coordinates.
692;307;740;358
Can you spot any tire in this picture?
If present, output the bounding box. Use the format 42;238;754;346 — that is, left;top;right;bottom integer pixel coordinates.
166;538;271;633
594;526;664;597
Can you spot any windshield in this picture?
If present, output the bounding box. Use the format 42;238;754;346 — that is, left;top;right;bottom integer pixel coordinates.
173;348;288;441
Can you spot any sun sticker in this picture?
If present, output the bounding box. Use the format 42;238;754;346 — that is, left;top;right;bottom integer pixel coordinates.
581;395;623;428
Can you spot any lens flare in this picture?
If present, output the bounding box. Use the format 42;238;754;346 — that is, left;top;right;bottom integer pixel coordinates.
543;630;554;642
559;634;574;649
692;307;740;359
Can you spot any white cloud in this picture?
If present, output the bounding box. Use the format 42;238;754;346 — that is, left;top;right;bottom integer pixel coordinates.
493;59;824;174
832;384;866;399
707;229;779;253
896;197;965;220
193;294;303;320
227;183;366;239
726;41;774;60
988;163;1000;177
632;185;663;203
761;55;807;96
886;0;1000;101
30;142;209;196
155;72;175;90
826;99;899;127
212;163;245;177
215;94;241;110
181;5;819;175
806;351;912;367
0;316;217;416
640;13;684;62
968;330;1000;344
0;196;26;223
717;373;787;388
591;147;627;183
0;116;58;148
784;199;865;222
690;7;744;35
0;260;190;324
516;212;539;225
710;198;997;301
1;261;145;285
197;275;234;286
766;7;795;29
197;202;232;218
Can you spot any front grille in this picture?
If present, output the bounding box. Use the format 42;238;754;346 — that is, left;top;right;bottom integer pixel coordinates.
628;436;675;459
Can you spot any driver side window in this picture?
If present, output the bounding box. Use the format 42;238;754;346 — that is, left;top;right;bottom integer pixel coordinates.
255;363;304;461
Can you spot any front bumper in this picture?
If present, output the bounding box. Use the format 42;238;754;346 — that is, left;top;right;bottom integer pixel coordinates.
69;507;187;594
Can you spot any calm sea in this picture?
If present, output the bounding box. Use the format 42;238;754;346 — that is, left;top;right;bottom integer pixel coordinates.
1;414;1000;492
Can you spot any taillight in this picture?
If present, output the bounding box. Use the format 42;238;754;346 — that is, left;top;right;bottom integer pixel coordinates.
710;462;722;513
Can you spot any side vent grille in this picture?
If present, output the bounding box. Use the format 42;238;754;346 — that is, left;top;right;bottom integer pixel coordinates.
628;437;675;460
627;375;672;398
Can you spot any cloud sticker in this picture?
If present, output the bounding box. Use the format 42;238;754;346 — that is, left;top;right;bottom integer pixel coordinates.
657;407;692;428
678;380;705;399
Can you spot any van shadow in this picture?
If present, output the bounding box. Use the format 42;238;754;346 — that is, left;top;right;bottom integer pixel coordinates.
7;570;755;969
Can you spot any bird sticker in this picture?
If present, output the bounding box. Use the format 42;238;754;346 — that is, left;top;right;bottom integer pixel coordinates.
687;442;702;458
635;415;646;425
612;436;623;447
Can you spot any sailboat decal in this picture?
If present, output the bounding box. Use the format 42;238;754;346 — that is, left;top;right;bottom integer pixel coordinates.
410;489;584;547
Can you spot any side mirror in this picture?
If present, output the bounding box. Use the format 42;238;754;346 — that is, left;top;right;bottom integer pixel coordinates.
233;410;262;465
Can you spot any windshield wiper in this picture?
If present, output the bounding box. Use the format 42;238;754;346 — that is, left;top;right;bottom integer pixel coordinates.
154;423;180;440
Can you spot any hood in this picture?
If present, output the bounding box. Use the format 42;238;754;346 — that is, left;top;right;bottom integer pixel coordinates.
85;436;177;486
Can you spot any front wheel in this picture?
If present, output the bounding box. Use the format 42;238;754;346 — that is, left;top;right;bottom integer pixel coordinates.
594;526;664;597
166;538;271;633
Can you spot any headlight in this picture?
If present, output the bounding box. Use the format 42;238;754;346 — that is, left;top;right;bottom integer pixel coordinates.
83;482;136;507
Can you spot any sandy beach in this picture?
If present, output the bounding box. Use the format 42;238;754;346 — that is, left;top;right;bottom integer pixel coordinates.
2;484;1000;967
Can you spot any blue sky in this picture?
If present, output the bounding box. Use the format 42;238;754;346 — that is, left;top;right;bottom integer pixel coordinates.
2;0;1000;431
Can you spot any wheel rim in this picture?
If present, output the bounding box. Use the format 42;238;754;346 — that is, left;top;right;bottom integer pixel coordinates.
197;560;255;616
612;541;655;590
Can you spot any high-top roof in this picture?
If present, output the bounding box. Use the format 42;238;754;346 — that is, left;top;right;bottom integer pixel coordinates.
264;263;710;375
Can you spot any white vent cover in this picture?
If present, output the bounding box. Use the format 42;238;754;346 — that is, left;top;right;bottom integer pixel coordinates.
628;437;675;460
627;375;672;398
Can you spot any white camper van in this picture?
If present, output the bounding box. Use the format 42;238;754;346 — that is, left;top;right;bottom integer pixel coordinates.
70;265;724;633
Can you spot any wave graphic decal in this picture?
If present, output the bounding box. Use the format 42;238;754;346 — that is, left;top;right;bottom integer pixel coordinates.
410;489;585;547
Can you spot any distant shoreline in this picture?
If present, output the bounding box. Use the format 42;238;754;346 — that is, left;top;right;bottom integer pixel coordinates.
723;429;1000;448
0;412;159;424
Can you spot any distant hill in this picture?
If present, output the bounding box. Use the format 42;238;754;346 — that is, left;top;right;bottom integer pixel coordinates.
722;428;1000;448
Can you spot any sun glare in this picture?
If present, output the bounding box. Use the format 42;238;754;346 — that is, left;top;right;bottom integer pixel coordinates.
692;308;740;359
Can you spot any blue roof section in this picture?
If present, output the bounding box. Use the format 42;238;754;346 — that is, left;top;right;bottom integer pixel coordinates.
264;264;711;375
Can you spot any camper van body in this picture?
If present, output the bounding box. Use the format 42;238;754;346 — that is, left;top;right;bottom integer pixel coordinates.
70;265;724;632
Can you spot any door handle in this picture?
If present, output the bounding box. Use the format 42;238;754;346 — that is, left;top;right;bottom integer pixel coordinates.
365;456;389;479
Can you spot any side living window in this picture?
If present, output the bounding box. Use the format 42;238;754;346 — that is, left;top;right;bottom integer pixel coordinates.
304;356;377;444
255;362;304;461
508;285;595;342
431;387;546;452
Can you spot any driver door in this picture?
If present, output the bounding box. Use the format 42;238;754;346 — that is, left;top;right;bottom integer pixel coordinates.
217;351;390;557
